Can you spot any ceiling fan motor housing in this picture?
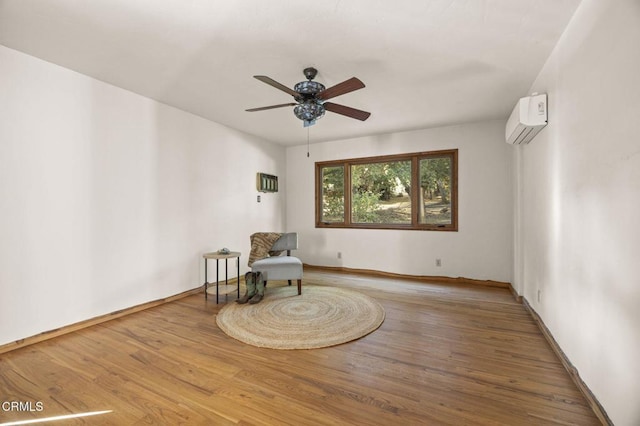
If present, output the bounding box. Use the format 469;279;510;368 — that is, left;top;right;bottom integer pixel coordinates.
294;80;325;95
295;67;324;97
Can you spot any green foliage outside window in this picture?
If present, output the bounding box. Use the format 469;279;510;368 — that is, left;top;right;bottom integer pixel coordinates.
419;157;452;225
316;150;457;231
351;161;411;224
321;166;344;222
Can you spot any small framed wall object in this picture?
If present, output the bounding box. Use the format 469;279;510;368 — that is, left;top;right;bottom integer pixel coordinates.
257;172;278;193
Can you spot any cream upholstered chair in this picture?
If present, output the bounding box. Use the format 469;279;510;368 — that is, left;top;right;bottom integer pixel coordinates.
251;232;303;294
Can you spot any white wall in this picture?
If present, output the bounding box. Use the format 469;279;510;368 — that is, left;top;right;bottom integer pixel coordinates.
286;120;513;283
0;45;285;346
514;0;640;424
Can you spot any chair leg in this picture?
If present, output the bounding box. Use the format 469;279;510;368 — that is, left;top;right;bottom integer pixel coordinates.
297;279;302;295
288;280;292;286
264;281;268;287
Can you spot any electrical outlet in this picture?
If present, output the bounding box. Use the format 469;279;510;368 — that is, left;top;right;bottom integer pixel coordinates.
257;195;261;203
436;258;442;267
337;252;342;259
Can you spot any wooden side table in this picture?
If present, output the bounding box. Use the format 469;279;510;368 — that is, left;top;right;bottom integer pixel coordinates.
203;251;241;304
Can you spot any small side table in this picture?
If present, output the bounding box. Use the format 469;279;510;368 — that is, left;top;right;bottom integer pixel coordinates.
203;251;241;304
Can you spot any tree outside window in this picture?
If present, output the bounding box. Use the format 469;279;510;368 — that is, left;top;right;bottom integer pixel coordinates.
351;160;411;224
320;166;344;223
419;156;453;226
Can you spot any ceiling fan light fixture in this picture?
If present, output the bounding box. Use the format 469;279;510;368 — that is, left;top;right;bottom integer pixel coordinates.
294;101;325;125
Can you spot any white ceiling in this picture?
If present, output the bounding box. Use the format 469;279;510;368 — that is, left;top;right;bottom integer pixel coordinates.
0;0;581;146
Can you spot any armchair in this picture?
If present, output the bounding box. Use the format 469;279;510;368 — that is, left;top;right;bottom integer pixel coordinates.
251;232;303;295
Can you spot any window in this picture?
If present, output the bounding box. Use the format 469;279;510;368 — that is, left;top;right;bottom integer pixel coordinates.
316;149;457;231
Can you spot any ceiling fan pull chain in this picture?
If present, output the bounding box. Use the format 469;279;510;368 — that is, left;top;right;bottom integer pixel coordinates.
307;126;310;157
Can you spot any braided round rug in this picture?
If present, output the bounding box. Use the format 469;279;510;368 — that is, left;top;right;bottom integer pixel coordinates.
216;285;385;350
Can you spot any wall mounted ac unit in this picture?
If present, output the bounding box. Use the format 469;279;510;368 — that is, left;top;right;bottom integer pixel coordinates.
505;93;548;145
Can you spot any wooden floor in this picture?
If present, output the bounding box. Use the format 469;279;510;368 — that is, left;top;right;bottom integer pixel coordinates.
0;270;601;425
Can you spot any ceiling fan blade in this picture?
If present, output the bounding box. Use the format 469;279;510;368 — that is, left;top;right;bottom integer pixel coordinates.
246;103;297;112
317;77;365;100
253;75;299;98
324;102;371;121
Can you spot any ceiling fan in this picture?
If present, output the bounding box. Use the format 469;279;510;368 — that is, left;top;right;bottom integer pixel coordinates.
246;67;371;127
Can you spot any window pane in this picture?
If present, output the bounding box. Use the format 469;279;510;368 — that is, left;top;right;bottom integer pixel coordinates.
351;160;412;224
321;166;345;222
419;156;452;225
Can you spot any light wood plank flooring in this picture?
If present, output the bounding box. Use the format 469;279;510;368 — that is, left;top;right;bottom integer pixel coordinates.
0;270;601;425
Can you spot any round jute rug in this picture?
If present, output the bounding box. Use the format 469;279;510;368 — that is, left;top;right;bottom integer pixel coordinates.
216;285;385;350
